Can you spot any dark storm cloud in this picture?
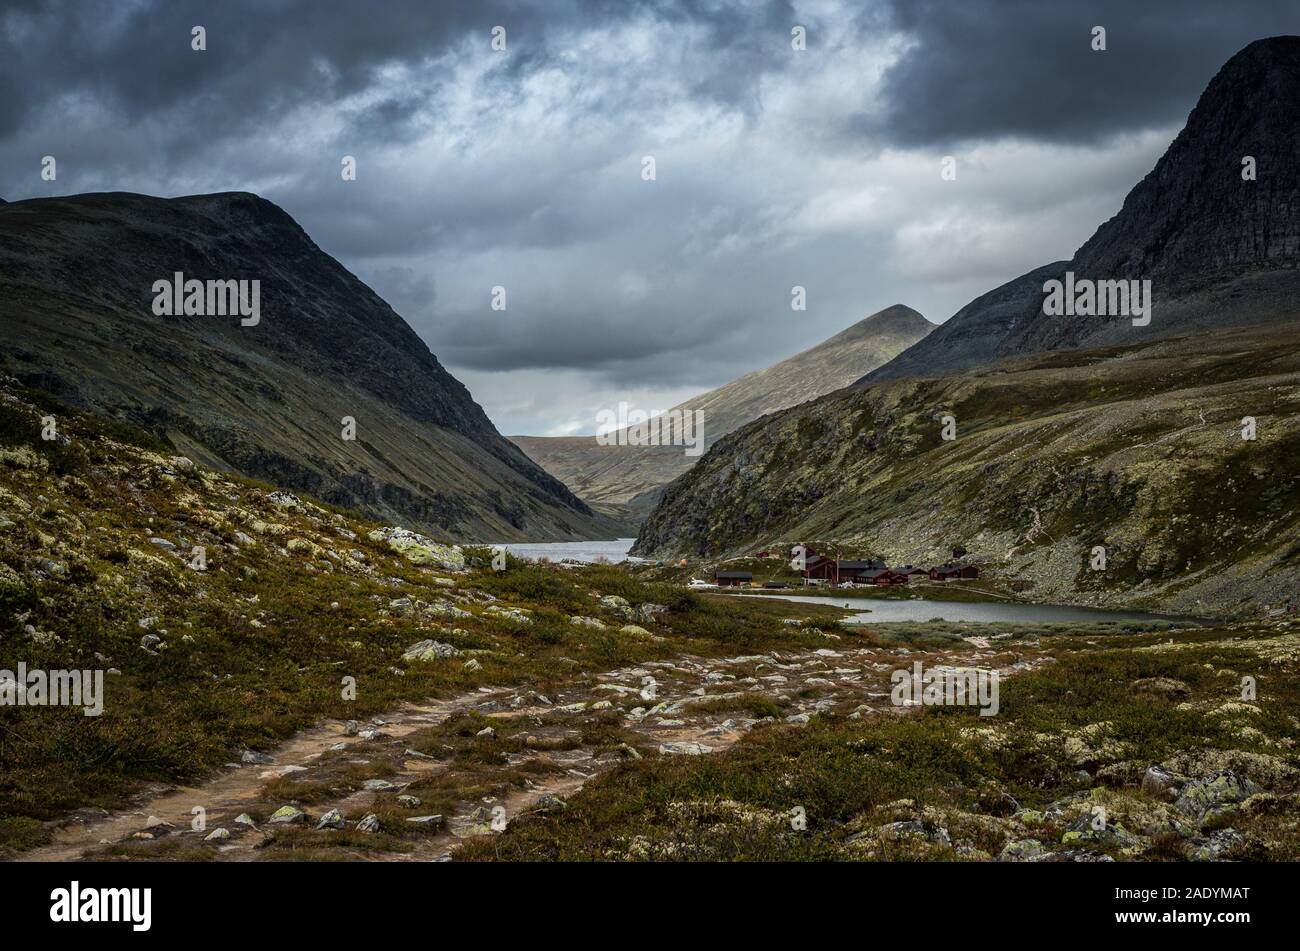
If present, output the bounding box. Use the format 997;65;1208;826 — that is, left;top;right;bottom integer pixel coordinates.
1;0;1290;434
0;0;817;147
1;0;556;158
875;0;1300;146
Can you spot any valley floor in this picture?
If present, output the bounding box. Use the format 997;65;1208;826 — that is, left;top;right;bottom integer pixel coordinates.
3;380;1298;862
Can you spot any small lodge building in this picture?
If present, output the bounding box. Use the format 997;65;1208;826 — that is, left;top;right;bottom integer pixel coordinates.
929;563;979;581
858;567;908;586
714;570;753;587
896;565;929;579
804;557;886;583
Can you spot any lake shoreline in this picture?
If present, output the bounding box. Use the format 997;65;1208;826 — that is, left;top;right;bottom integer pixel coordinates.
724;591;1210;626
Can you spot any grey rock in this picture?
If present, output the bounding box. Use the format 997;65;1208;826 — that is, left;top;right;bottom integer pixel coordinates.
1175;770;1262;821
268;805;307;825
316;809;345;830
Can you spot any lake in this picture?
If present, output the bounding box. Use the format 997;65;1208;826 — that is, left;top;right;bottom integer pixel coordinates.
735;593;1199;625
497;538;643;564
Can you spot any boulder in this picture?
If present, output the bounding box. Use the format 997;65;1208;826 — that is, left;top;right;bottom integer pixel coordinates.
402;639;459;662
368;527;465;570
599;595;636;620
1141;765;1185;802
999;838;1047;861
1174;770;1261;821
316;809;345;830
638;603;667;623
1189;827;1246;861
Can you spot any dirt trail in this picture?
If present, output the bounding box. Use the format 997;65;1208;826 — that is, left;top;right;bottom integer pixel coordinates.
20;638;1045;862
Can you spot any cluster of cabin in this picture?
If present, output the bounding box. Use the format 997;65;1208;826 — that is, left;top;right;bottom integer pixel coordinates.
713;547;980;588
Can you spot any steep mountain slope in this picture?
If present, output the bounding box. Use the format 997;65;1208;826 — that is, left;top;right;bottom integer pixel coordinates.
512;305;931;512
865;36;1300;384
0;191;618;541
633;324;1300;615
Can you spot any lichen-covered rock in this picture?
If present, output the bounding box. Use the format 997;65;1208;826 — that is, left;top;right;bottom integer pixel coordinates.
878;820;952;847
1189;827;1246;861
316;809;345;829
599;595;636;620
368;527;464;570
999;838;1047;861
286;537;322;557
268;805;307;824
1061;813;1142;849
483;604;532;625
1174;770;1261;822
427;599;472;620
402;639;460;662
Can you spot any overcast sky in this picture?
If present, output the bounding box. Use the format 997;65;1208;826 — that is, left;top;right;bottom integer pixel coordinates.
2;1;1295;435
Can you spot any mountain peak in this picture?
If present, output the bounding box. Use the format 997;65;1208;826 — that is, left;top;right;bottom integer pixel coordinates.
1075;35;1300;285
866;36;1300;383
861;303;930;332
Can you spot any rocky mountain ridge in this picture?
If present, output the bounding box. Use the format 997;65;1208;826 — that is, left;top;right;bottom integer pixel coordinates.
0;191;618;541
865;36;1300;384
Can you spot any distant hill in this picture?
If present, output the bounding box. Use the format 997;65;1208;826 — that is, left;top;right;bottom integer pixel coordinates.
864;36;1300;384
512;305;932;515
0;191;621;541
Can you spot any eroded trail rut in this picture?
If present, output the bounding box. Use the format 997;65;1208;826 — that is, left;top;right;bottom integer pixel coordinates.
24;638;1045;862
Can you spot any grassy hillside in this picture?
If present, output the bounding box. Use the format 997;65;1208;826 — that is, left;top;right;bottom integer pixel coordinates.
634;323;1300;617
0;377;842;855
